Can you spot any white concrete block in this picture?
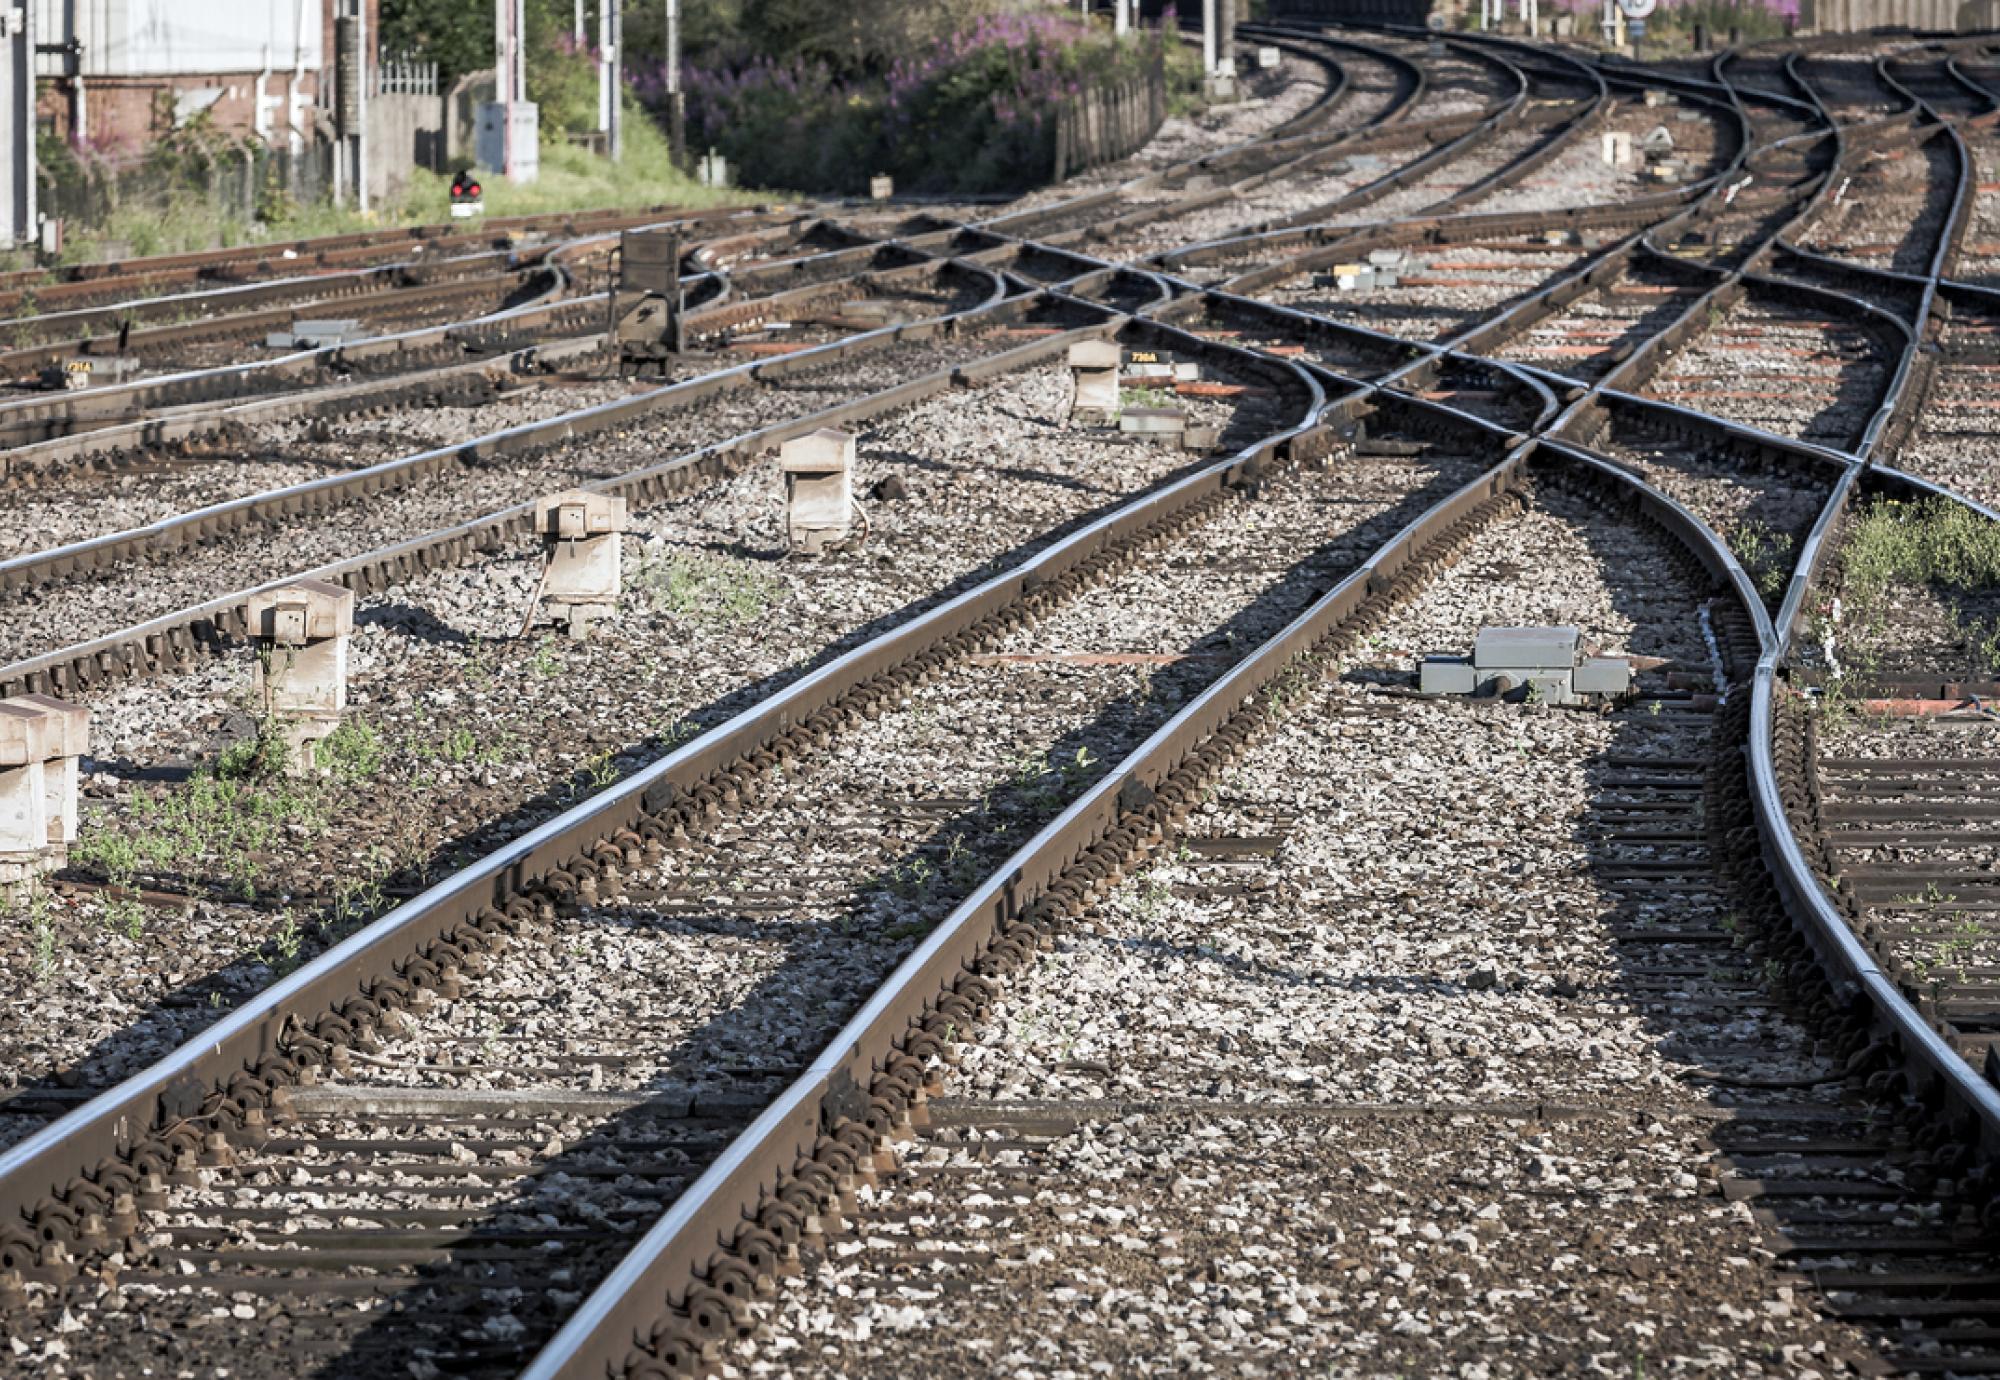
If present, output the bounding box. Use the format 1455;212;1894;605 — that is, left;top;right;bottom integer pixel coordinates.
780;428;856;553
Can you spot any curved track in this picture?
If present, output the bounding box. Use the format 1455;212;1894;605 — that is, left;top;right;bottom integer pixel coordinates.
4;24;2000;1380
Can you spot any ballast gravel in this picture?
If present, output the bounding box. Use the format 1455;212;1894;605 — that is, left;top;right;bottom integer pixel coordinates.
0;316;1021;667
736;486;1881;1378
0;359;1270;1141
3;414;1490;1377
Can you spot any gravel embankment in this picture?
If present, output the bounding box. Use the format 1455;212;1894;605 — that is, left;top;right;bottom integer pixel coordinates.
0;377;647;559
4;422;1498;1375
1490;262;1705;382
1598;423;1838;616
1263;240;1599;349
1474;97;1725;218
0;359;1276;1134
0;318;1033;666
1893;344;2000;509
1642;294;1888;452
735;486;1880;1377
1797;130;1956;276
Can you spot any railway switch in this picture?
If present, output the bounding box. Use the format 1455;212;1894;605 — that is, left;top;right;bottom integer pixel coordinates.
780;429;856;554
1068;340;1122;424
532;490;628;636
1319;249;1415;291
247;579;355;774
612;229;685;375
1418;626;1634;705
1120;407;1188;443
0;694;86;887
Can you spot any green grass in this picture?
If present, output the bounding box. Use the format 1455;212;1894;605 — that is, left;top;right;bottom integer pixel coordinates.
1163;36;1209;119
314;720;385;785
1118;385;1175;410
69;714;395;901
27;885;57;984
641;549;786;626
1843;498;2000;610
1727;518;1795;603
1837;496;2000;677
39;103;756;271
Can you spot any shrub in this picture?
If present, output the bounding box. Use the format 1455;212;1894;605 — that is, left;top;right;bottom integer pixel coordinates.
659;10;1173;196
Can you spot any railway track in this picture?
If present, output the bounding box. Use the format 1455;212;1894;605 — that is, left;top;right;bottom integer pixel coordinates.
3;24;2000;1380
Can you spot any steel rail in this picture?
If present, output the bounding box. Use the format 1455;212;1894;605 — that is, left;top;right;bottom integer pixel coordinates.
0;230;983;463
522;200;1893;1376
0;232;1179;699
0;201;774;297
16;34;2000;1377
1764;50;1976;463
0;298;1323;1256
973;31;1369;247
0;265;592;450
0;244;544;346
0;203;794;325
521;433;1534;1380
1180;34;1743;283
0;259;1165;703
992;36;1511;256
1210;8;2000;1216
510;53;1865;1358
1705;38;2000;1169
1267;35;1544;213
0;255;1003;600
0;208;764;441
0;30;1433;1290
0;266;568;378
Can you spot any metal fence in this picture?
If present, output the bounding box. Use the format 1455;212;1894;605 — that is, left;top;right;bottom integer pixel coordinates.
1052;52;1167;183
38;141;333;234
374;58;440;97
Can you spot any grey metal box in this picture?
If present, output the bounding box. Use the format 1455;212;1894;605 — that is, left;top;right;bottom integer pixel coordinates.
476;101;540;183
1419;656;1476;695
1528;673;1575;705
1475;625;1579;673
1573;657;1633;696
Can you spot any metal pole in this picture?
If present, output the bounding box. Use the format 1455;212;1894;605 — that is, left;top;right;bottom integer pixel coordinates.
596;0;611;132
607;0;622;162
356;0;369;212
574;0;584;44
664;0;682;165
3;0;34;248
494;0;510;175
494;0;508;106
1200;0;1216;83
515;0;527;108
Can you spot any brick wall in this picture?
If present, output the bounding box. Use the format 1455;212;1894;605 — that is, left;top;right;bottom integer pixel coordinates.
38;72;328;160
